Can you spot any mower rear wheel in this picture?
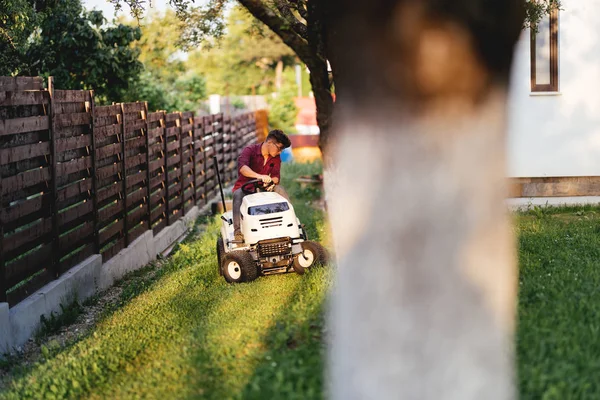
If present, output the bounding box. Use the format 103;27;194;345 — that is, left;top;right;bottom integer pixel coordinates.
293;241;328;274
222;250;258;283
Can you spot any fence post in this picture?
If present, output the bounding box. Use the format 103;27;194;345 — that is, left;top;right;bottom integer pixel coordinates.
164;112;170;225
89;90;100;254
0;170;5;302
120;104;129;247
144;102;152;231
178;113;184;216
48;77;60;278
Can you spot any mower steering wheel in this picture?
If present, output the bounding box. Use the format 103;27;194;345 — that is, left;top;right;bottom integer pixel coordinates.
241;179;274;195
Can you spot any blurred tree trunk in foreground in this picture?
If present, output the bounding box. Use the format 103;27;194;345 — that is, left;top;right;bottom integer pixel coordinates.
323;1;525;399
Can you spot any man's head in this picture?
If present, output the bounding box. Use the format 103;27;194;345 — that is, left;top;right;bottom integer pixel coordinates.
265;129;291;157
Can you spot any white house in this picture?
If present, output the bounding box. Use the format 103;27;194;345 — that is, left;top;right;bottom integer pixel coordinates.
508;0;600;178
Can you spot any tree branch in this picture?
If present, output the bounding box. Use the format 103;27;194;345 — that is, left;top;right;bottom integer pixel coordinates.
287;0;308;20
237;0;316;65
273;0;307;40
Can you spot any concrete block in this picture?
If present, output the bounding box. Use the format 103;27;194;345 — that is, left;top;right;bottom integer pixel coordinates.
99;230;156;291
9;291;46;351
154;220;187;256
0;303;12;354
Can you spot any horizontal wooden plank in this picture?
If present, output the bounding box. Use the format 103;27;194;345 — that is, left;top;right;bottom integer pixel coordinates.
0;115;49;136
95;105;121;117
125;136;146;150
508;176;600;197
102;238;125;262
183;188;194;202
54;90;91;103
148;126;164;139
1;193;49;224
96;163;121;180
7;269;52;307
125;119;146;132
99;219;124;245
0;142;50;164
59;243;95;274
148;142;163;157
57;179;92;203
96;142;121;160
181;123;193;132
4;217;53;252
165;126;180;137
125;153;146;169
126;171;146;189
127;204;148;226
99;200;124;224
149;158;165;173
127;188;147;208
165;113;180;122
5;244;52;288
150;203;166;222
56;156;92;176
59;221;94;251
97;182;121;204
181;136;193;147
167;154;181;167
147;112;164;123
0;76;43;91
166;140;180;153
58;201;93;227
0;91;49;106
56;112;91;129
95;124;120;140
152;219;167;235
122;102;145;113
127;223;147;244
2;167;51;195
56;135;92;153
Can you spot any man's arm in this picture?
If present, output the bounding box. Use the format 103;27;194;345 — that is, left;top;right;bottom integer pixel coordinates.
240;165;271;182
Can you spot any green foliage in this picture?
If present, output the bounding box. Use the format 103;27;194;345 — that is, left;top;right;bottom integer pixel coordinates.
120;10;207;112
0;162;331;399
517;206;600;399
186;5;295;96
18;0;143;103
267;67;299;133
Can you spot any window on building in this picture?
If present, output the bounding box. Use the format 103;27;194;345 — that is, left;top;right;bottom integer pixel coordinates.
530;9;559;92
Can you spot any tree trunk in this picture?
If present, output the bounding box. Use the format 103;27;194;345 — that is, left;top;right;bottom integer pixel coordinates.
324;1;525;399
306;59;334;152
275;59;284;92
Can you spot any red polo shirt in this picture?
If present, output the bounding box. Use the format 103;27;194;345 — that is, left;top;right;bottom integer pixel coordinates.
232;142;282;192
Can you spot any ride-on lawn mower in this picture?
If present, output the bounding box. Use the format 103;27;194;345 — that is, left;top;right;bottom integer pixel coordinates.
214;157;327;283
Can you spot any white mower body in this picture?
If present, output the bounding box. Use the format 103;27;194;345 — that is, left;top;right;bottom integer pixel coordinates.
218;190;328;282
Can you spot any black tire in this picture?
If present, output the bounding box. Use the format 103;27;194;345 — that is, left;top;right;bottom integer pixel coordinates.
293;240;328;274
216;236;225;275
222;250;258;283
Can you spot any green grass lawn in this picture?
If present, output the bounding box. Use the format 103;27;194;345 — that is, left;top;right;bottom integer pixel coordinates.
0;162;332;400
2;163;600;399
516;205;600;399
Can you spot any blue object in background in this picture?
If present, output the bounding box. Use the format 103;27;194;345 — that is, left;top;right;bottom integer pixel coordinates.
280;146;294;162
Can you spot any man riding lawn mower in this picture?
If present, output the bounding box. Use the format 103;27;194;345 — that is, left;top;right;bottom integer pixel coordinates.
216;130;328;283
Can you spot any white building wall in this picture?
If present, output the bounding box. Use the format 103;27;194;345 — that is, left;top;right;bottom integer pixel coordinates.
507;0;600;177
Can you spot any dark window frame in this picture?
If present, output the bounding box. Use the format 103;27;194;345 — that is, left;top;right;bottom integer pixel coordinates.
530;9;559;92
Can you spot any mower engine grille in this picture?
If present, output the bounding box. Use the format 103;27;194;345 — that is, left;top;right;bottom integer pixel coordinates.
257;238;292;257
259;216;283;228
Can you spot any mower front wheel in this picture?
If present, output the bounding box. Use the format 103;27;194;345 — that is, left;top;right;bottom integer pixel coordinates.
292;241;328;275
222;250;258;283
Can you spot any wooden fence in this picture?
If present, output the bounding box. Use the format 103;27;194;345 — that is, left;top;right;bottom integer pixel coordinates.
0;77;258;306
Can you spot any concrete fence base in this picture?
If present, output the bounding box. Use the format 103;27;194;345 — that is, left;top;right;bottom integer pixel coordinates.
1;202;209;354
